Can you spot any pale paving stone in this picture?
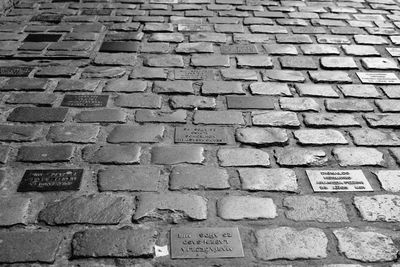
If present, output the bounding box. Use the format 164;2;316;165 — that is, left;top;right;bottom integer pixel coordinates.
263;70;306;82
175;42;214;53
236;127;288;145
342;45;380;56
133;192;207;221
280;97;320;111
94;53;137;66
250;82;292;96
255;227;328;260
144;55;184;67
169;166;230;190
284;196;349;222
338;84;381;98
221;69;258;81
39;194;132;225
236;56;273;68
295;84;339;97
72;228;157;258
104;79;147;93
354;195;400;222
351;129;400;146
217;196;277;220
376;100;400;112
333;147;384;167
320;57;358;69
98;166;161;192
374;170;400;192
252;111;300;127
75;109;127;123
381;86;400;99
326;99;374;112
239;168;298;192
191;55;230;67
309;71;352;83
193;110;245;125
153;81;194;94
334;228;398;262
361;58;399;70
107;125;165;143
151;145;204;164
304;113;361;127
301;44;340;55
136;110;187;123
47;125;100;143
0;231;63;263
391;148;400;164
170;95;216;109
294;130;348;145
0;196;33;226
275;147;327;167
218;148;270;167
84;145;141;164
365;114;400;128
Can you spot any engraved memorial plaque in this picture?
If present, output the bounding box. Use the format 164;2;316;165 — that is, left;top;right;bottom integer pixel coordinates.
61;95;109;107
386;47;400;57
31;13;64;23
306;170;373;192
18;169;83;192
357;72;400;84
174;69;215;80
81;9;112;16
226;96;274;109
175;126;228;144
220;44;258;54
24;34;62;42
170;227;244;259
0;66;33;77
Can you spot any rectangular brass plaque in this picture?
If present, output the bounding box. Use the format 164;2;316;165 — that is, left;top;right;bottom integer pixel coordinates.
175;126;228;144
61;94;109;107
306;170;373;192
220;44;258;54
357;72;400;84
18;169;83;192
170;227;244;259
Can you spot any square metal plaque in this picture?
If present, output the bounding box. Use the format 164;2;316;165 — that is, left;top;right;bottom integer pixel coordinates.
357;72;400;84
170;227;244;259
61;95;109;107
0;66;33;77
175;126;228;144
306;170;373;192
18;169;83;192
220;44;258;54
99;41;140;53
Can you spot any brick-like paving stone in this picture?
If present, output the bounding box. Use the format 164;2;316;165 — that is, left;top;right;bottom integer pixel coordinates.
2;0;400;265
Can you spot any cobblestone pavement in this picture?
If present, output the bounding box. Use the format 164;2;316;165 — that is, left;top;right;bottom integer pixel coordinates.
2;0;400;266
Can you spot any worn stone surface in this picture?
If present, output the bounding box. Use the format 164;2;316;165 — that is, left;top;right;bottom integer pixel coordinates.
354;195;400;222
218;148;270;167
84;144;141;164
47;125;100;143
0;196;33;226
294;130;348;145
334;228;398;262
255;227;328;260
333;147;384;166
151;145;204;164
217;196;277;220
107;125;164;143
170;166;229;190
236;127;288;145
133;192;207;221
284;196;349;222
374;170;400;192
275;147;328;167
17;145;74;162
39;194;132;225
252;111;300;127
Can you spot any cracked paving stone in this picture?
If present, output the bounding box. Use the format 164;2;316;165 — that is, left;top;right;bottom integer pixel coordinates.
238;168;298;192
133;192;207;221
284;196;349;223
255;227;328;260
275;147;328;167
218;148;270;167
334;228;398;262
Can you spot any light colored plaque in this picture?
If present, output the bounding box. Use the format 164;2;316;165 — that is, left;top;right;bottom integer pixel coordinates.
170;227;244;259
357;72;400;84
306;170;373;192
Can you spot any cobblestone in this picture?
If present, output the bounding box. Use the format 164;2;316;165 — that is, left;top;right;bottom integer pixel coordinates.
217;196;277;220
354;195;400;222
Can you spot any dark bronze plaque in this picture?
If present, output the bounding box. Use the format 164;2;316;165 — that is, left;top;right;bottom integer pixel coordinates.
18;169;83;192
174;69;214;80
99;41;139;52
226;96;274;109
357;72;400;84
61;94;109;107
220;44;258;54
170;227;244;259
175;126;228;144
31;14;64;23
81;9;112;16
24;34;62;42
0;66;33;77
306;170;373;192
